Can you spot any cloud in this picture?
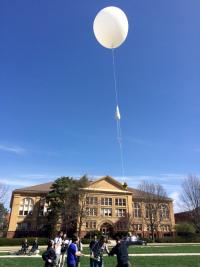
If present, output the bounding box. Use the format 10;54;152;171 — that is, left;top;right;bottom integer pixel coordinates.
0;144;26;155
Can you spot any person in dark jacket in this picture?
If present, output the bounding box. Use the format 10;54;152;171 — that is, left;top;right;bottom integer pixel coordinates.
92;235;109;267
29;237;39;254
109;236;136;267
43;240;57;267
89;236;97;267
21;238;29;254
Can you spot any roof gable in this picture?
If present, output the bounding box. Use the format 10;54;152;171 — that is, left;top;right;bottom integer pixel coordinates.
88;176;126;191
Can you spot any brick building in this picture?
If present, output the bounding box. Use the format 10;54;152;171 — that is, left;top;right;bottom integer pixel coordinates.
7;176;175;238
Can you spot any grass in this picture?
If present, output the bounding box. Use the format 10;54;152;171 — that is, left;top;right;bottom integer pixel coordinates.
1;245;200;266
81;244;200;254
0;256;200;267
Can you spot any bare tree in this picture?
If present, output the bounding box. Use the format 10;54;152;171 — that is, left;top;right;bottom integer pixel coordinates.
0;182;9;205
0;183;10;230
180;175;200;231
138;180;168;241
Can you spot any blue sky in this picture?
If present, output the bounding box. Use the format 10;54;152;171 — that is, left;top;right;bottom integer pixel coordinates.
1;0;200;211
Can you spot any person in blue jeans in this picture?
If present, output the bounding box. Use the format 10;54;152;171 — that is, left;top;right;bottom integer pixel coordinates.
92;236;109;267
67;235;82;267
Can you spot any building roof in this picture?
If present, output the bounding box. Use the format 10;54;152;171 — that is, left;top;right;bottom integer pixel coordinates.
13;177;172;201
14;182;53;193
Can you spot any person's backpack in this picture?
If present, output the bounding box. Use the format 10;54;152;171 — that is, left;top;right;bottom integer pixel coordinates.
61;243;68;253
42;251;47;261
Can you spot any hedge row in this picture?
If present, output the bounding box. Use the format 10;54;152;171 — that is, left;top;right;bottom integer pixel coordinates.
155;235;200;243
0;237;48;246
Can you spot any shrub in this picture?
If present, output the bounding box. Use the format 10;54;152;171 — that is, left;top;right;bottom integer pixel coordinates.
175;223;196;236
0;237;48;246
155;235;200;243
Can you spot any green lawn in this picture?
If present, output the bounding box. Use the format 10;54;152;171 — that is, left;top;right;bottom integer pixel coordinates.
0;245;200;267
0;256;200;267
82;245;200;254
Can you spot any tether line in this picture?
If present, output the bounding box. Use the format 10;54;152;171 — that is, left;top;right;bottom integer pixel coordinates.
111;48;125;181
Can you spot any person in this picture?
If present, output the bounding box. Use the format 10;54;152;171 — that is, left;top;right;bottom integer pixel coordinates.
109;236;139;267
54;231;63;267
60;233;70;267
67;235;82;267
89;236;98;267
76;237;83;267
29;237;39;255
92;235;109;267
21;238;29;254
42;240;57;267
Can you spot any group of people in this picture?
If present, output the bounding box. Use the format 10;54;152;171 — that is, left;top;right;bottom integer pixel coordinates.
18;237;39;255
89;234;139;267
43;231;140;267
42;231;82;267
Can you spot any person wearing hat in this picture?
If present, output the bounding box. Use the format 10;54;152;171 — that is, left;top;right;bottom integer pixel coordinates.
67;235;82;267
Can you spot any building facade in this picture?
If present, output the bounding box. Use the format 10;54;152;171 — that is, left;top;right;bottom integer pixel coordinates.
7;176;175;238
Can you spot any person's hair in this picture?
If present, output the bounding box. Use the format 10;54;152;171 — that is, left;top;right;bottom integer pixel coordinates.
100;235;106;242
72;235;78;242
114;236;121;242
47;240;53;248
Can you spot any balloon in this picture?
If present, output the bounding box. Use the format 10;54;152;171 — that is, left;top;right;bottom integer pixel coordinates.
93;6;129;49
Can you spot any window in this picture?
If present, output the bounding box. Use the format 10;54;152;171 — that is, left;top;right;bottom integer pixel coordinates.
160;204;169;220
145;204;156;219
86;221;96;229
86;197;98;205
17;222;29;230
133;203;141;218
115;198;126;206
100;208;112;216
101;198;112;206
161;225;170;232
86;208;97;216
19;198;34;216
115;209;126;217
133;224;142;231
115;221;127;230
39;198;48;216
147;224;156;231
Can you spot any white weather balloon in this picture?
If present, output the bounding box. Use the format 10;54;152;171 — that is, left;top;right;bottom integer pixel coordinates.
93;6;129;49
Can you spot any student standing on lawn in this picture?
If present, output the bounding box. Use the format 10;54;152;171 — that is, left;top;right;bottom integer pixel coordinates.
89;235;98;267
54;231;63;267
42;240;57;267
92;235;109;267
76;237;83;267
60;233;70;267
67;235;82;267
109;236;137;267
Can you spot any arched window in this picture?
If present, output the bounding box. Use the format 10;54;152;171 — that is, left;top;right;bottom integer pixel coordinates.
19;198;34;216
39;198;48;216
160;204;169;220
133;203;142;218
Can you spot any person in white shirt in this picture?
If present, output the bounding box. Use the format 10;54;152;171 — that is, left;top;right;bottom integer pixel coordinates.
60;233;70;267
54;231;63;267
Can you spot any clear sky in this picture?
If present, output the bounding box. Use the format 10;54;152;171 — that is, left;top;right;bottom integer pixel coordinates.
1;0;200;211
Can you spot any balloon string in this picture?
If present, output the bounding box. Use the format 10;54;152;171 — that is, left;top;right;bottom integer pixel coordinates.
112;48;119;106
112;48;125;182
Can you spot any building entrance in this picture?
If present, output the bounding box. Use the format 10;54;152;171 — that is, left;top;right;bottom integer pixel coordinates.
100;222;113;237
